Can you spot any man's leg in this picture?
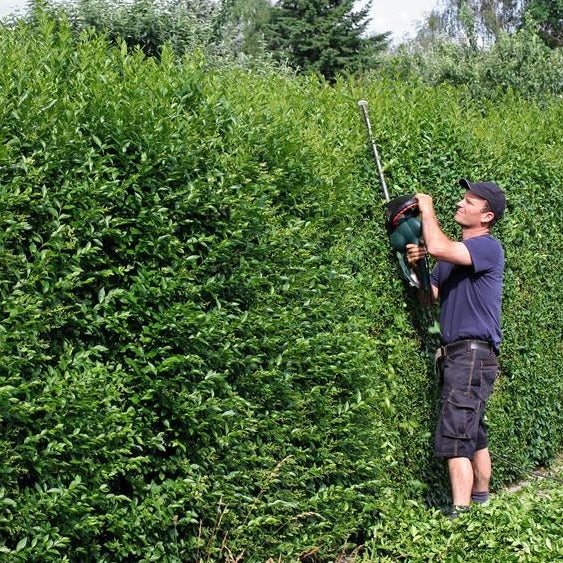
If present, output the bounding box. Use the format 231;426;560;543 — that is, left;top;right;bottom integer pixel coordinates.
471;447;492;502
447;456;473;507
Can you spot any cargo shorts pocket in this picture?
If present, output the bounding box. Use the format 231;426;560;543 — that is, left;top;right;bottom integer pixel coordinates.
440;390;480;440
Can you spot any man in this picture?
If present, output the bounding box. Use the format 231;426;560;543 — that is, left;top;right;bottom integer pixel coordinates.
406;178;506;518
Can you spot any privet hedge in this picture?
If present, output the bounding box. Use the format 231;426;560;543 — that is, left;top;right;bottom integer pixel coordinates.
0;16;561;560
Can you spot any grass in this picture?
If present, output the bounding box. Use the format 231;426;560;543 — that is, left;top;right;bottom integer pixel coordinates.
357;456;563;562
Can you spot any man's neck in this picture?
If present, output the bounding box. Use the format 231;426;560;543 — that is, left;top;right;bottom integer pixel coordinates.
461;226;491;240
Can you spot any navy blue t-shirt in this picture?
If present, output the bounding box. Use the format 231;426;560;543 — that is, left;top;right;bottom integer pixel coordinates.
430;235;504;352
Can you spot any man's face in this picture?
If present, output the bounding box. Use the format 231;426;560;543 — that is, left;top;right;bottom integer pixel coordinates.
454;191;493;227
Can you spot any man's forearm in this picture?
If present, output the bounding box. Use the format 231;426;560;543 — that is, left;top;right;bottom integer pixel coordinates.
419;206;451;256
415;193;471;265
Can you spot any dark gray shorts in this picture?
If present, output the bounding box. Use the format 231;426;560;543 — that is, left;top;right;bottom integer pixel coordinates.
435;342;498;460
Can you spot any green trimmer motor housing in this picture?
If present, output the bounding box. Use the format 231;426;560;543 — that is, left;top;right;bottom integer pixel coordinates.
385;194;431;292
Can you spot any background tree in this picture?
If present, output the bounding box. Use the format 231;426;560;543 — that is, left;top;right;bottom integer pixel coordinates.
414;0;527;48
381;16;562;100
524;0;562;47
27;0;283;65
414;0;562;49
266;0;389;81
31;0;225;59
217;0;273;59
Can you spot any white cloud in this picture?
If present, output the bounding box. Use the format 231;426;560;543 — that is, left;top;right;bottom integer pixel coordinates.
368;0;441;42
0;0;25;17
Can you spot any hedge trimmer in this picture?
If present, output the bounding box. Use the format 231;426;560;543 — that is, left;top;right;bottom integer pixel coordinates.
357;100;430;293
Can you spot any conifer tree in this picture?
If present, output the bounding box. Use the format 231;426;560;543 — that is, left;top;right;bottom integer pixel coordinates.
266;0;389;81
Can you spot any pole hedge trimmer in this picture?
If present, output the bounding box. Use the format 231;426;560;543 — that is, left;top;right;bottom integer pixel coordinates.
358;100;431;293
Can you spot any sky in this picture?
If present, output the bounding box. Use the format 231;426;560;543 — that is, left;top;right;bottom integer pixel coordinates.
0;0;442;44
368;0;441;43
0;0;25;18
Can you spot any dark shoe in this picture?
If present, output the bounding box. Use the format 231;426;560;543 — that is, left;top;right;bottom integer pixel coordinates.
448;505;470;520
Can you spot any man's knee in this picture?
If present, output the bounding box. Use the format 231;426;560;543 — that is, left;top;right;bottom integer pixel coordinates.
472;448;492;488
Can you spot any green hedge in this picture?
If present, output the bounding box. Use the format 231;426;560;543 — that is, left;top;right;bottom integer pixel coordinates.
0;16;561;560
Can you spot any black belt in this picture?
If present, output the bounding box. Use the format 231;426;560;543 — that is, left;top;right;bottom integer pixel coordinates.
439;339;496;358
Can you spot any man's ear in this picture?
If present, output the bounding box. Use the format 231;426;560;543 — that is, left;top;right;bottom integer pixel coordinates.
482;210;495;227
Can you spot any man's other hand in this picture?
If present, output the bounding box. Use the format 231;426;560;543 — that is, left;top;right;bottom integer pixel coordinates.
406;243;427;266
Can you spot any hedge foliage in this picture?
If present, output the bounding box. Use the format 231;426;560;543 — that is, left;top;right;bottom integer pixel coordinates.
0;15;561;560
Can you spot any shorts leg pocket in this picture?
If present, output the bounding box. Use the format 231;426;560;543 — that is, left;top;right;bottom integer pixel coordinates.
440;390;480;440
478;358;498;401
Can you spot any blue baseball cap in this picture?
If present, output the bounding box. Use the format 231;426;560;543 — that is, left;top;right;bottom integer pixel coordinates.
459;178;506;220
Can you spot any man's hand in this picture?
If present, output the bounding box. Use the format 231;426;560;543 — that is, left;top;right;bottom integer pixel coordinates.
415;193;434;215
406;242;437;305
406;242;427;267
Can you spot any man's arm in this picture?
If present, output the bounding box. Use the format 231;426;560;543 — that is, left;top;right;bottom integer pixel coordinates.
415;193;472;266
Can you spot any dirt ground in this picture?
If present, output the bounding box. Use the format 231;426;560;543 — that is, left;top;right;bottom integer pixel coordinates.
504;454;563;494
